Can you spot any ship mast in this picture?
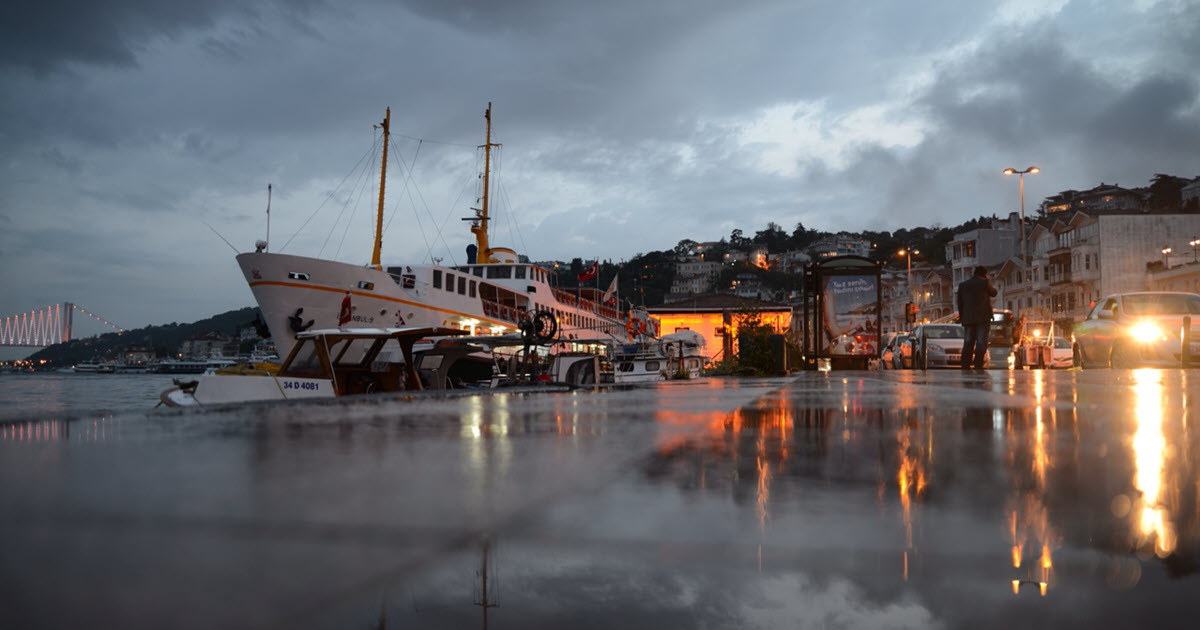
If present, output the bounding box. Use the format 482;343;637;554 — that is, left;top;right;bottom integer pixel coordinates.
469;103;500;264
371;107;390;270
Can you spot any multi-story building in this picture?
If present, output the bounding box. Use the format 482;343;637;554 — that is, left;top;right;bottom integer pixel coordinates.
1148;258;1200;294
806;235;872;259
1041;183;1142;215
731;273;770;300
913;267;953;323
995;210;1200;333
770;250;812;273
1182;178;1200;209
670;259;724;295
879;269;910;334
946;213;1020;285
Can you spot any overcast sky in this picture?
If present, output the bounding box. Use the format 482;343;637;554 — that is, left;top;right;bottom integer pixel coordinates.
2;0;1199;338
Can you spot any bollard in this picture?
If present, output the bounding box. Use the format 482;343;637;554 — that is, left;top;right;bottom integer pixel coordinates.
1183;316;1192;369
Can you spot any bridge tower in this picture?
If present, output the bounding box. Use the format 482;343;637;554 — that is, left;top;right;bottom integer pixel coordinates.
62;302;74;343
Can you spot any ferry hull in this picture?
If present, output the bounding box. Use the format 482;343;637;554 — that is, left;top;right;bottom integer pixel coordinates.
238;252;501;357
237;252;627;358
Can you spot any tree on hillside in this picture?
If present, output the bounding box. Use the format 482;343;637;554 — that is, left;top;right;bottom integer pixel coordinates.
1147;174;1188;211
673;239;698;257
624;250;676;306
730;228;750;249
753;222;790;253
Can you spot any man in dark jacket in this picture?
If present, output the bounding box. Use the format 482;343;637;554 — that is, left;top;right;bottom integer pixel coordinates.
956;266;997;369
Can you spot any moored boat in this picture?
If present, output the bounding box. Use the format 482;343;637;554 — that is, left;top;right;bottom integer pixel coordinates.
153;358;239;374
159;326;465;407
612;330;709;383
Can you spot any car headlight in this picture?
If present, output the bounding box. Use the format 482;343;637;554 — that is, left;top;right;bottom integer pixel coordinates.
1128;321;1166;343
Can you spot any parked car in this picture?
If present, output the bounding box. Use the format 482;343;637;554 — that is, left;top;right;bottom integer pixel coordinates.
1049;336;1073;368
910;323;972;369
880;332;910;369
1072;292;1200;368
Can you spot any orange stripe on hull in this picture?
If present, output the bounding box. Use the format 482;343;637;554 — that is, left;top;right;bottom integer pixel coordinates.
247;280;510;327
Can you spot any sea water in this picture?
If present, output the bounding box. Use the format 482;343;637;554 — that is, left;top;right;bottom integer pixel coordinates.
0;373;180;421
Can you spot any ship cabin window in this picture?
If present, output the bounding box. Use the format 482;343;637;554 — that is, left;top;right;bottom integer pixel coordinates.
644;361;660;372
433;270;442;289
357;281;374;291
618;362;634;373
445;273;455;291
329;337;375;367
515;266;526;279
469;280;477;298
486;266;512;279
288;272;310;281
457;276;466;295
280;339;326;378
473;267;484;277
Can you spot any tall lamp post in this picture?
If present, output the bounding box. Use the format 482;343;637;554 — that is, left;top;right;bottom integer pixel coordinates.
898;249;919;294
1004;166;1040;263
898;248;919;318
1190;237;1199;262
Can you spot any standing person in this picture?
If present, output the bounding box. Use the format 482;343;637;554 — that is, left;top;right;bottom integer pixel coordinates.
956;266;997;369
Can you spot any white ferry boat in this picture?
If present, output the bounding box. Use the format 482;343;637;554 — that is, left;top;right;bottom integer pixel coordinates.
237;104;643;357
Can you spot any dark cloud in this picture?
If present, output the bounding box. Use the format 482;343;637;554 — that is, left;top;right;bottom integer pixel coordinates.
0;0;337;73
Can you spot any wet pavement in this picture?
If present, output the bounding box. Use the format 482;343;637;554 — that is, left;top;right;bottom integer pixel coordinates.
3;370;1200;629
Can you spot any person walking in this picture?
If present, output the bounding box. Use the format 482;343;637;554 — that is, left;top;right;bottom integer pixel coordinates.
956;265;997;369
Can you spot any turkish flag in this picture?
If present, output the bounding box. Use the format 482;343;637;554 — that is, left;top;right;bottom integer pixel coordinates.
577;260;598;283
602;274;618;305
338;292;352;325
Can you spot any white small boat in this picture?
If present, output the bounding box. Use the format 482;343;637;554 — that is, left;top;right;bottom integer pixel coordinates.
159;326;465;407
153;358;239;375
612;330;708;383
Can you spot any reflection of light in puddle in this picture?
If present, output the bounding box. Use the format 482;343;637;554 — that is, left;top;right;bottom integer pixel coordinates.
1006;402;1056;595
1132;369;1176;556
896;415;927;581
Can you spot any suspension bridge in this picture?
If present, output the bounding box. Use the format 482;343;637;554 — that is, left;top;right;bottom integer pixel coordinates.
0;303;124;347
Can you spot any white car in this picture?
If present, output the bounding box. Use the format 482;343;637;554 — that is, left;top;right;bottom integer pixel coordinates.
910;323;970;369
1049;337;1073;368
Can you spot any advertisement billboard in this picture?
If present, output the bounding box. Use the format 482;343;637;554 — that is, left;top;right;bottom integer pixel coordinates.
820;274;879;356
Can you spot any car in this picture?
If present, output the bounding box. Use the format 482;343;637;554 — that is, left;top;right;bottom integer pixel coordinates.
909;323;973;369
880;332;911;369
1071;292;1200;369
1049;336;1073;368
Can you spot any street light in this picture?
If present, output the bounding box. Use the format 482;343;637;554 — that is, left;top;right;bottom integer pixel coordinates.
1190;237;1199;262
1004;166;1040;263
1162;246;1173;267
898;248;919;300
